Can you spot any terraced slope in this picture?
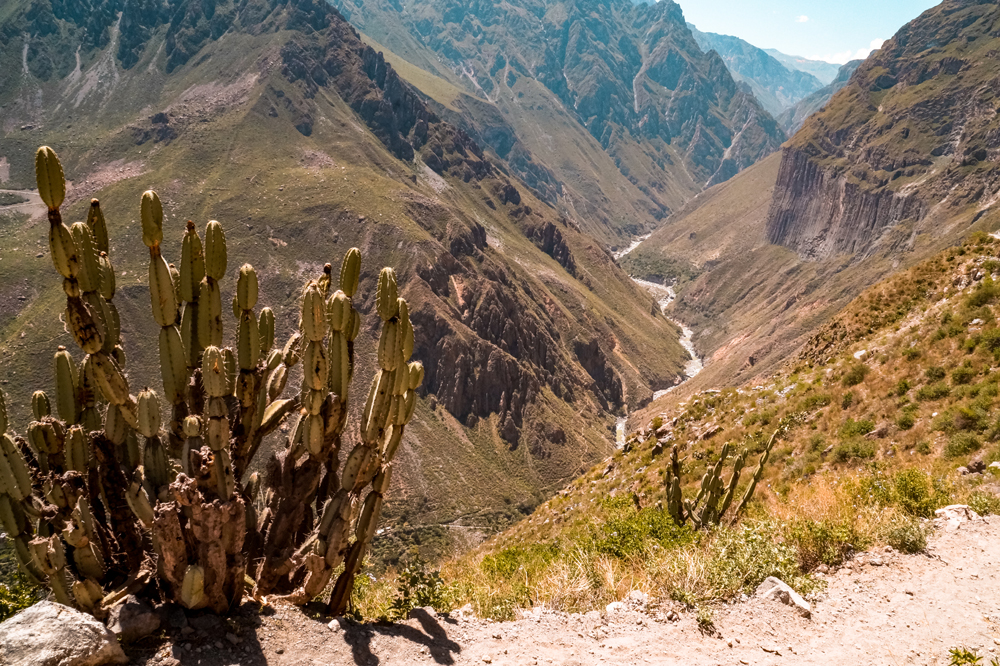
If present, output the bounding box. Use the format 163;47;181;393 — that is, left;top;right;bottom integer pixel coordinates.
0;0;689;554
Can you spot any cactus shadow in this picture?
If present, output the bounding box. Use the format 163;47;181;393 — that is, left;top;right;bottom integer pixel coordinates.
332;608;461;665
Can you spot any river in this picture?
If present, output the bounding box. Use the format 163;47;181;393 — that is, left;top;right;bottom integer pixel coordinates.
614;238;704;444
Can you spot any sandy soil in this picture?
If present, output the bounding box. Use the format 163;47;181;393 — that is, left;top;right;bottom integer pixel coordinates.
128;513;999;666
0;189;45;219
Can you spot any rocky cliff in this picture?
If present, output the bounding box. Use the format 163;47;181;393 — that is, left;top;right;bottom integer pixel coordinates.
766;0;1000;261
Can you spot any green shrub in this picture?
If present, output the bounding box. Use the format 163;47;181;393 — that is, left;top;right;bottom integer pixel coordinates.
895;379;911;396
885;522;927;554
966;276;999;307
842;364;869;387
926;366;947;382
840;418;875;438
953;366;977;385
902;347;922;361
651;416;663;430
893;468;942;517
799;394;832;410
967;491;1000;516
896;412;916;431
590;496;693;559
916;441;932;455
945;432;981;458
980;328;1000;352
841;392;855;409
916;382;951;401
387;559;452;620
706;522;812;597
833;439;877;462
788;519;868;570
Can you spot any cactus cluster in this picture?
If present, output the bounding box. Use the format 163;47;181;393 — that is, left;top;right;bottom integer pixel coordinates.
0;146;422;618
664;429;778;528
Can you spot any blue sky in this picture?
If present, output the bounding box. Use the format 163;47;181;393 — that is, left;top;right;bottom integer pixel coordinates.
680;0;940;63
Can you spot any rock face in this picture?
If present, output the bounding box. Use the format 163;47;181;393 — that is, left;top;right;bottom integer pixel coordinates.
766;0;1000;261
687;25;825;117
755;577;811;618
0;601;128;666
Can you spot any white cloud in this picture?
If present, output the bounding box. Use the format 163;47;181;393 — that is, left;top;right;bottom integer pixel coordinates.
811;38;885;64
795;15;809;23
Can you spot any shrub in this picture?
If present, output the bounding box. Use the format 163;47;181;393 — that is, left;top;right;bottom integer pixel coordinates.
833;439;877;462
895;379;911;396
842;364;869;387
953;366;977;385
916;441;932;455
590;496;692;559
896;412;916;431
885;522;927;554
926;366;947;382
841;392;855;409
651;416;663;430
840;418;875;438
893;468;942;517
387;560;452;620
980;328;1000;352
966;275;999;307
945;432;981;458
800;394;832;410
967;491;1000;517
706;522;811;597
788;519;868;570
916;382;951;401
902;347;922;361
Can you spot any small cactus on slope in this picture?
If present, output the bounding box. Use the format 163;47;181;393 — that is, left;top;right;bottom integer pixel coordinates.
0;146;422;618
665;429;779;528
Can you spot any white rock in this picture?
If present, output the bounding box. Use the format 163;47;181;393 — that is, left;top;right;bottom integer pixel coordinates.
935;504;981;530
755;577;811;618
0;601;128;666
605;601;625;614
853;350;868;360
627;590;649;608
989;462;1000;470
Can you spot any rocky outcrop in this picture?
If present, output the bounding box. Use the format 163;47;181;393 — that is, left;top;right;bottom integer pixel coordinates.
765;0;1000;261
0;601;127;666
766;147;925;260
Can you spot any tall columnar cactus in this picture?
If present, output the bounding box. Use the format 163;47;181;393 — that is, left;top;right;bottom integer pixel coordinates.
665;429;778;528
0;145;422;618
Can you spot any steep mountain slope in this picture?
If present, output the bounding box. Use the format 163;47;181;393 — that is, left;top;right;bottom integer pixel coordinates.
777;60;862;135
688;24;825;117
331;0;786;246
623;0;1000;392
764;49;843;85
0;0;688;552
767;0;1000;262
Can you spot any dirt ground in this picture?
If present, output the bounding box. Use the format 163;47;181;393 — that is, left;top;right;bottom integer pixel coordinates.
128;513;999;666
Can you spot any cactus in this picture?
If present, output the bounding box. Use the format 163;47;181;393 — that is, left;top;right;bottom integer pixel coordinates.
1;145;420;619
665;429;778;528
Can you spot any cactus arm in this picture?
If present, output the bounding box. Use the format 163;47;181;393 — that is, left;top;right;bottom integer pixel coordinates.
734;429;779;518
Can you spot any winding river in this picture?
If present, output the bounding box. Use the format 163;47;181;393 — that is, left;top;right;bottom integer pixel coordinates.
614;236;704;445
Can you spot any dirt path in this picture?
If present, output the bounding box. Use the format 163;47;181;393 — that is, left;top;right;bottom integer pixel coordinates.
129;513;999;666
0;189;46;219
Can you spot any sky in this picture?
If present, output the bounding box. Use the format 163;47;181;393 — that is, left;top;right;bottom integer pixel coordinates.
680;0;940;63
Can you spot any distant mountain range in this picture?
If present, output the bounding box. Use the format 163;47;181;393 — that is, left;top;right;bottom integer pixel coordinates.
764;49;843;85
777;60;862;135
687;24;825;117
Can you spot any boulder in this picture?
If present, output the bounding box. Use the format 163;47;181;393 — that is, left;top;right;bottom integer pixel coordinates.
107;595;160;643
0;601;128;666
934;504;981;530
755;577;811;619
